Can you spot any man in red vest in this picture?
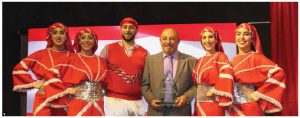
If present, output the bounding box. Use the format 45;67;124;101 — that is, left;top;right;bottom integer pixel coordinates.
100;17;148;116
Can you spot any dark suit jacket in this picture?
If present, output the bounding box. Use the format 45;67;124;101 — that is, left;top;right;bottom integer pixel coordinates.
141;51;196;116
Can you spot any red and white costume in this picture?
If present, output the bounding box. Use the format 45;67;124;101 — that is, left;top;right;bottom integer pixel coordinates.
104;41;148;115
44;28;107;116
101;41;148;115
100;17;148;116
229;23;286;116
45;53;107;116
192;27;234;116
104;42;147;100
12;22;74;116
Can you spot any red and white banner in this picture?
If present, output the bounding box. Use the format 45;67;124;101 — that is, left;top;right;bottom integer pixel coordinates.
26;23;237;115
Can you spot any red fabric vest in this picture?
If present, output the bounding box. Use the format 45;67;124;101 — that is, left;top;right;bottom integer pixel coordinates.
105;42;147;100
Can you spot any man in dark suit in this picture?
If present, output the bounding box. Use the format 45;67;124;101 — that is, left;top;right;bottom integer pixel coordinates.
141;28;196;116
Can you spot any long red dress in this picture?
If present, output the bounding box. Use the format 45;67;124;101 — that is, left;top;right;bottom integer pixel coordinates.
12;48;71;115
192;52;234;116
229;51;286;116
44;53;107;116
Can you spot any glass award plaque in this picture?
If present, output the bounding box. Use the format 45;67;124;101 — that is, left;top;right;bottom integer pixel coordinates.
157;80;178;108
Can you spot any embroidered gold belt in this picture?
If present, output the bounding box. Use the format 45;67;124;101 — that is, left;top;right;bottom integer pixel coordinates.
74;81;102;101
233;83;256;104
196;84;215;102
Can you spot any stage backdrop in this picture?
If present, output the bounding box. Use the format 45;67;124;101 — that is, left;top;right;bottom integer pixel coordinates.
26;23;236;115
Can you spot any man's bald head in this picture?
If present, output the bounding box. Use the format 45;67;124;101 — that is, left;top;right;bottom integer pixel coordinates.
160;28;180;55
160;28;178;38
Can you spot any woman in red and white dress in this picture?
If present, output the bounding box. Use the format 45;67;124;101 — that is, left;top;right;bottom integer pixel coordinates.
12;22;74;116
229;23;286;116
44;28;107;116
192;27;234;116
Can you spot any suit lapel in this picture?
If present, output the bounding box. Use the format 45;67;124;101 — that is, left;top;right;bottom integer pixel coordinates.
174;52;186;83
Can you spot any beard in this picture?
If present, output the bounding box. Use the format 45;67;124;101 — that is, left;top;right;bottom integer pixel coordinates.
122;33;136;42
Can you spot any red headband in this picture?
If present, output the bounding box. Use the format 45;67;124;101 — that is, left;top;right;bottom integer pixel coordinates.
46;22;74;52
235;23;263;54
73;28;98;54
200;26;224;52
120;17;138;29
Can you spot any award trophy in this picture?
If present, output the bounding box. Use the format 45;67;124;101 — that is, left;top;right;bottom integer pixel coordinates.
157;78;178;108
